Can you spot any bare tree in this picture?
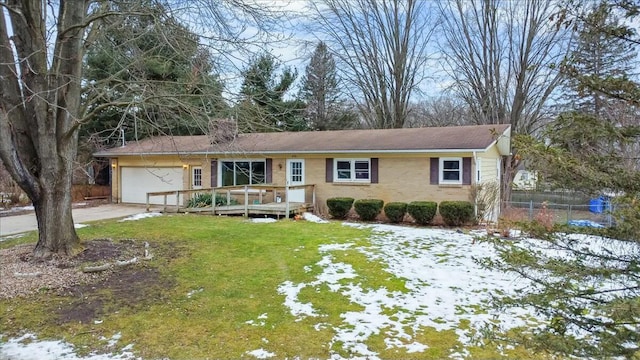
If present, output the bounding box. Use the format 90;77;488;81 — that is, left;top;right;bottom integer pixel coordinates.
0;0;283;258
405;97;473;128
309;0;437;129
438;0;571;200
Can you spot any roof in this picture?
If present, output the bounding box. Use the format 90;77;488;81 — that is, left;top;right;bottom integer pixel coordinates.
93;124;511;157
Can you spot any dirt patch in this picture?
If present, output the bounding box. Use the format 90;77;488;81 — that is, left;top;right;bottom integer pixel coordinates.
1;238;180;325
58;267;175;324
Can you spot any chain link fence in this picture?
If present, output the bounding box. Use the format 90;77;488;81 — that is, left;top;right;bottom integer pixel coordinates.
502;199;615;227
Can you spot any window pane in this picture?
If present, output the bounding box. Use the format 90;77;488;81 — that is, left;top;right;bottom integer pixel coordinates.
193;168;202;187
221;162;234;186
251;162;265;184
443;160;460;170
235;162;250;185
337;161;351;179
354;161;369;179
443;170;460;181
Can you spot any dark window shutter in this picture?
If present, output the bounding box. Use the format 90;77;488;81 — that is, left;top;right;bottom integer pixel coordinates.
430;158;439;185
266;158;272;183
326;158;333;183
211;160;218;187
371;158;379;183
463;157;472;185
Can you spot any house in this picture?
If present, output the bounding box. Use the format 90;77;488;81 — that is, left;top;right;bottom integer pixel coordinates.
512;169;538;191
94;124;511;220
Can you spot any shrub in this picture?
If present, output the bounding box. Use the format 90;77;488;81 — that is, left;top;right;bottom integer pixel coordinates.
353;199;384;221
326;197;355;219
439;201;475;226
384;202;408;223
407;201;437;225
187;193;238;207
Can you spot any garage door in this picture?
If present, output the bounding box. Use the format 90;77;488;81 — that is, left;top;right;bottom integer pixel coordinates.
121;167;184;204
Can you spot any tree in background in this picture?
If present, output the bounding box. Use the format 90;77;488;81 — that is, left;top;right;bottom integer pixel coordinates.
405;97;473;128
558;1;640;172
236;53;306;132
481;2;640;357
308;0;437;129
300;41;359;130
77;1;228;184
81;1;227;147
0;0;283;258
438;0;571;201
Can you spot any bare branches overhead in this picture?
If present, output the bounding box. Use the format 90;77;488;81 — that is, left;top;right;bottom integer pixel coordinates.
308;0;438;129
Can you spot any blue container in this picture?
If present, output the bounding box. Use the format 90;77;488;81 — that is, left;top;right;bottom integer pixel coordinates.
589;198;603;213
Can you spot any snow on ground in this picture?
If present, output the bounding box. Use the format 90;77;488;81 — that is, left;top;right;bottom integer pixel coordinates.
117;213;162;222
74;223;89;229
250;217;278;223
2;222;558;359
0;205;34;216
274;223;539;359
0;333;138;360
302;212;329;223
0;233;24;243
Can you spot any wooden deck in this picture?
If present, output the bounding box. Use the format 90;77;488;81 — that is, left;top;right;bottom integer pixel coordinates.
145;185;316;218
170;202;314;217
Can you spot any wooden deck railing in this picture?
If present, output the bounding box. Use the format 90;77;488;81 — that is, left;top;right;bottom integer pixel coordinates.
146;184;316;216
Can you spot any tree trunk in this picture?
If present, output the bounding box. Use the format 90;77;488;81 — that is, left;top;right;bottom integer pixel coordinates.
32;163;80;258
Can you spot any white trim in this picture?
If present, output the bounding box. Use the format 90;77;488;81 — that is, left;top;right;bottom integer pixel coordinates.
95;148;492;157
476;157;482;183
334;158;371;183
191;166;202;189
439;157;463;185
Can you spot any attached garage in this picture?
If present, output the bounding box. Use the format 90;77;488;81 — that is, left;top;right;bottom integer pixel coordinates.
120;167;184;204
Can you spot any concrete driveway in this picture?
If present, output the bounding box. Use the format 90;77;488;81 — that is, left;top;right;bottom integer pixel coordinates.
0;204;150;237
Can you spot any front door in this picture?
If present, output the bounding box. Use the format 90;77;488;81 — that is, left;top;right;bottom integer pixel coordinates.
286;159;305;203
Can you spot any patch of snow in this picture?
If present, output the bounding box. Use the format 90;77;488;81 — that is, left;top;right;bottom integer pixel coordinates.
118;213;162;222
302;212;328;223
278;223;539;359
0;233;25;242
246;348;276;359
0;205;34;215
74;223;89;229
250;218;277;223
187;288;204;298
0;333;138;360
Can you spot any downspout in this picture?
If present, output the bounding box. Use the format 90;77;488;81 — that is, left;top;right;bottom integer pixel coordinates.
472;151;478;220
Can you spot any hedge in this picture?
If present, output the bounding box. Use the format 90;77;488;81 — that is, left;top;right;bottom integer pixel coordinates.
439;201;475;226
326;197;355;219
354;199;384;221
407;201;437;225
384;202;408;223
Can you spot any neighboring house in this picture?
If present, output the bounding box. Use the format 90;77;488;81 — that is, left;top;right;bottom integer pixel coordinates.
512;169;538;191
94;124;511;220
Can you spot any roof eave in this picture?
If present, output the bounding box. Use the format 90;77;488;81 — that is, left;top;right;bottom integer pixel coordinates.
94;148;492;157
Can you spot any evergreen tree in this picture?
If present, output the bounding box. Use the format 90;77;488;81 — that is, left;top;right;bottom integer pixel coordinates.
561;1;638;118
300;42;358;130
237;54;306;132
480;2;640;357
81;0;227;148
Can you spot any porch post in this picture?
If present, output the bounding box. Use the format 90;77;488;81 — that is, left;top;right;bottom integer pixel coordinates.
285;185;290;218
244;185;249;217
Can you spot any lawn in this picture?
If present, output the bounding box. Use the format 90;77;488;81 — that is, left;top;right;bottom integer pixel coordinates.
0;214;550;359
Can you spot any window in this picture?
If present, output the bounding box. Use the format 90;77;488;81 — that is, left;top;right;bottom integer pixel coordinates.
220;160;266;186
440;157;462;184
334;159;370;182
192;166;202;188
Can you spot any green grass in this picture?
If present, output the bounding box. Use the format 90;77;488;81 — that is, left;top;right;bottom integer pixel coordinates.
0;214;553;359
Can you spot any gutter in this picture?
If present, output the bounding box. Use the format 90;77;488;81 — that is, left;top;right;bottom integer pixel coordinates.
94;148;492;157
